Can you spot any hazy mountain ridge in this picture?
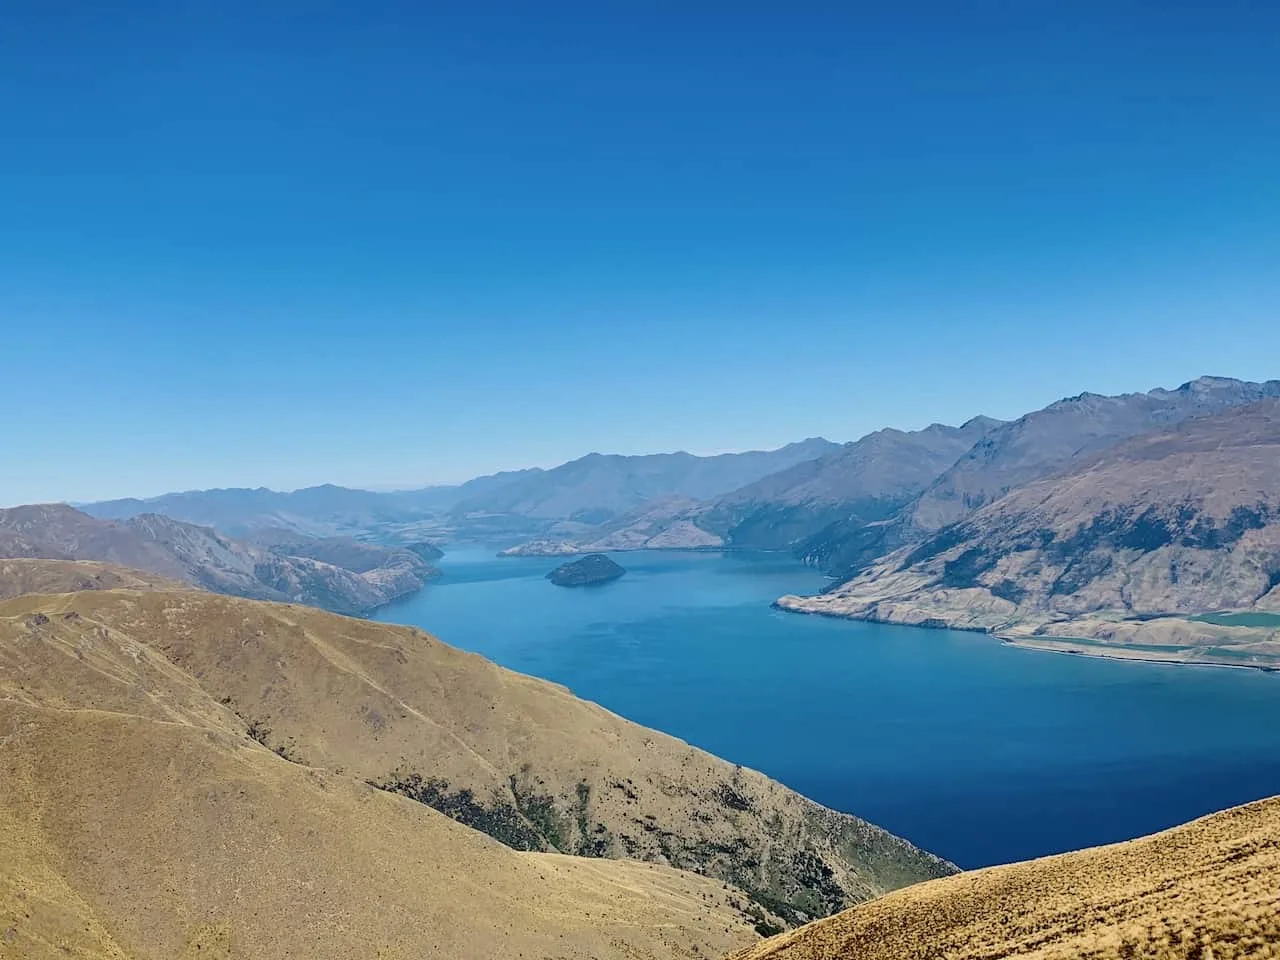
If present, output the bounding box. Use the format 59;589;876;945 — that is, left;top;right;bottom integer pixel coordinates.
0;505;436;616
81;440;841;541
779;399;1280;667
0;576;953;958
451;439;841;523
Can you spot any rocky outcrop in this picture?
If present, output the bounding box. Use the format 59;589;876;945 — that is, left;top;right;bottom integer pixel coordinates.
779;400;1280;668
547;553;626;586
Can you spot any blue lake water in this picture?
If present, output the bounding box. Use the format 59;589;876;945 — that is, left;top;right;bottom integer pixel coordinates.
375;546;1280;869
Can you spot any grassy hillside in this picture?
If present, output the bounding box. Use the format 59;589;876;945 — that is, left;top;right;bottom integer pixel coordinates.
730;794;1280;960
0;575;951;947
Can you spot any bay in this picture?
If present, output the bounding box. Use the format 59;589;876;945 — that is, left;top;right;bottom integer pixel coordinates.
375;546;1280;869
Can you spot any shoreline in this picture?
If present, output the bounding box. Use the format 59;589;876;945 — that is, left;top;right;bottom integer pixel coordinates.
774;600;1280;674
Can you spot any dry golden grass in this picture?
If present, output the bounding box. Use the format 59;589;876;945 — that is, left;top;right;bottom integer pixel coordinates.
0;588;768;960
730;795;1280;960
0;586;949;927
0;581;946;959
0;558;180;600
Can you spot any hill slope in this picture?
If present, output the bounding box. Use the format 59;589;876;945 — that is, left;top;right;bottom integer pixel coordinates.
729;794;1280;960
0;629;764;960
804;377;1280;578
0;505;434;615
0;583;953;932
780;400;1280;667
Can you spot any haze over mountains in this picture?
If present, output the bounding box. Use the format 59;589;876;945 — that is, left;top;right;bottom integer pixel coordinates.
10;375;1278;665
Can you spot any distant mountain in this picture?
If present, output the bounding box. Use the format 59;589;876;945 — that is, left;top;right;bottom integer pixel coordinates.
449;439;841;523
84;483;434;537
0;504;435;615
803;376;1280;578
703;417;1004;550
81;442;838;539
500;495;722;556
500;423;1003;559
779;399;1280;668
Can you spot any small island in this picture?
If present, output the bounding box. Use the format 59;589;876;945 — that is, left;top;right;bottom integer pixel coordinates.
546;553;626;587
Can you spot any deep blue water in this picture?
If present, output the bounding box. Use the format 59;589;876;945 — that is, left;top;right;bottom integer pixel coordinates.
375;546;1280;869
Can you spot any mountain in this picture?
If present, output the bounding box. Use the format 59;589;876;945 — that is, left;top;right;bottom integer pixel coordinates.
0;504;436;615
779;399;1280;668
501;424;1003;558
0;572;954;959
84;483;436;537
450;439;842;524
703;418;1004;551
501;495;723;555
731;794;1280;960
80;443;839;541
803;376;1280;579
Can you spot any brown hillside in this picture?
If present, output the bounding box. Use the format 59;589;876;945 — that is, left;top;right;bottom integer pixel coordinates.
729;794;1280;960
0;585;951;941
0;701;760;960
0;558;181;600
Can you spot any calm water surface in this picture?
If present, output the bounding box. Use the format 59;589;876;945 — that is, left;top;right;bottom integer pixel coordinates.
375;546;1280;868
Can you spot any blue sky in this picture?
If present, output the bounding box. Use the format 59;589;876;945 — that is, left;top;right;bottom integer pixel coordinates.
3;1;1278;504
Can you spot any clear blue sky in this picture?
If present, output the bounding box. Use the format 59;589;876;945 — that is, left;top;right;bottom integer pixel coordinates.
3;1;1278;504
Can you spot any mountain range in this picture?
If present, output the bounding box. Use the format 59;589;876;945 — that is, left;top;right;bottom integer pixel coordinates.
25;374;1280;666
779;396;1280;668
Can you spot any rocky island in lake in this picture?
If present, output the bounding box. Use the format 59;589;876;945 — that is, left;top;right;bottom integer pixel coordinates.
547;553;626;587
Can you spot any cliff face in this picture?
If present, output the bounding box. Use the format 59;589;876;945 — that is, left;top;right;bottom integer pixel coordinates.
779;400;1280;667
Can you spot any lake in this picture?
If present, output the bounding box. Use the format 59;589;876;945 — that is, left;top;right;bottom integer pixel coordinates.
375;546;1280;869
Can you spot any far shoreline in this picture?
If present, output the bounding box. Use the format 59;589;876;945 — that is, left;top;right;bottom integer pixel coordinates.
774;600;1280;674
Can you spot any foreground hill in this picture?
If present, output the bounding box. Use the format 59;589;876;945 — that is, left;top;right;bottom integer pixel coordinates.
780;400;1280;667
0;504;435;615
0;575;952;937
729;794;1280;960
0;596;764;959
804;376;1280;579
